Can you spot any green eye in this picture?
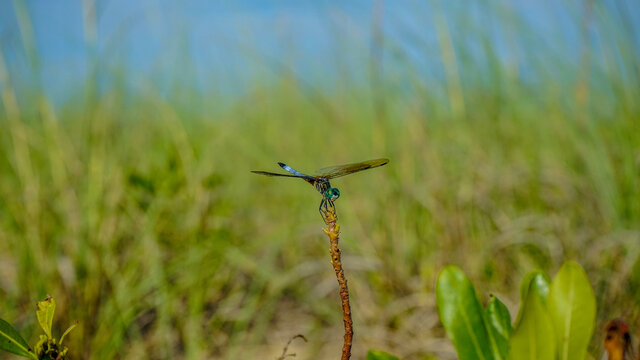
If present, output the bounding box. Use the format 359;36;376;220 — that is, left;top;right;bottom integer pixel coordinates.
325;188;340;201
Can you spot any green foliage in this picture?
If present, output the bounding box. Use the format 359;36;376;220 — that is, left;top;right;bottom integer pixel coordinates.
485;295;512;360
366;350;400;360
36;296;55;338
0;296;75;360
436;266;500;360
0;318;36;359
547;262;596;360
515;271;550;325
436;262;597;360
509;280;555;360
519;272;550;306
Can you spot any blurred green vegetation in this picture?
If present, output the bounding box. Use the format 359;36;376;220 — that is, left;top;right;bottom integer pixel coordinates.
1;1;639;359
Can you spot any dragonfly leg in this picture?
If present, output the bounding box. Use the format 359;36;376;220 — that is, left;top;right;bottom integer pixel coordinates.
319;199;329;224
319;197;338;224
327;199;336;215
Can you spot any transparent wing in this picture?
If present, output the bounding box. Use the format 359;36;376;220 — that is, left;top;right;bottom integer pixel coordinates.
314;158;389;179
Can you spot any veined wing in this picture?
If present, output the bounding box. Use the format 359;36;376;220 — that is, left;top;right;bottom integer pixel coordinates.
278;162;315;179
314;158;389;179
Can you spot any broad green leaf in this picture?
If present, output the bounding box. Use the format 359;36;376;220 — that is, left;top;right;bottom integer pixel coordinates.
366;349;399;360
519;271;550;305
515;271;550;325
36;296;55;338
485;294;512;360
436;266;493;360
547;261;596;360
509;280;555;360
0;318;37;359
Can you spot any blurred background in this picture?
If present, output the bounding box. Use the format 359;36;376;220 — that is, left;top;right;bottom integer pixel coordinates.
0;0;639;359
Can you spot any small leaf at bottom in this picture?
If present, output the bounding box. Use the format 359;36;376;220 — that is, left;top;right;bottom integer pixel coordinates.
0;318;36;359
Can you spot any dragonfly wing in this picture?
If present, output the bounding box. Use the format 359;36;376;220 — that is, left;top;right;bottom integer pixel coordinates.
314;158;389;179
251;170;302;178
278;162;315;180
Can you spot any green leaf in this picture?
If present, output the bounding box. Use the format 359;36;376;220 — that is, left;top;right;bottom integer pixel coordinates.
0;318;37;359
508;280;555;360
515;271;550;325
519;271;550;305
366;349;400;360
436;266;494;360
485;294;512;360
36;296;55;338
547;261;596;360
60;321;78;345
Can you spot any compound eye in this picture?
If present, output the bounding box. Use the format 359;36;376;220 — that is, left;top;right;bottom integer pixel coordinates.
331;188;340;200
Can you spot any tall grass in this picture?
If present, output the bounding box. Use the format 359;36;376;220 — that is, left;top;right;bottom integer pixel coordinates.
1;1;639;359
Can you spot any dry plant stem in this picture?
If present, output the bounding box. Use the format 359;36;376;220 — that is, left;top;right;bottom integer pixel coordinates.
277;334;308;360
323;209;353;360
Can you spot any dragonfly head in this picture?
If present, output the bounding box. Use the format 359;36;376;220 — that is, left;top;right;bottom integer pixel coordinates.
324;188;340;202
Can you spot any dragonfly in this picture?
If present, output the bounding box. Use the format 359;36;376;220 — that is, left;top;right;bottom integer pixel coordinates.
252;158;389;220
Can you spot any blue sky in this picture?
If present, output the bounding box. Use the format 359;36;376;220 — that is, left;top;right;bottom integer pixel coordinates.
1;0;638;104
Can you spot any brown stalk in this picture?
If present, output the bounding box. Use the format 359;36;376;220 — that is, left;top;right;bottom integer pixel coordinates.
323;208;353;360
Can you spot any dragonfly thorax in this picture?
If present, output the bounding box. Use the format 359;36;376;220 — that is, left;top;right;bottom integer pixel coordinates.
313;179;339;201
